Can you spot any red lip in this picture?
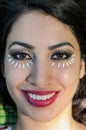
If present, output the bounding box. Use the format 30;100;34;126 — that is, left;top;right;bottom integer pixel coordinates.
21;90;60;107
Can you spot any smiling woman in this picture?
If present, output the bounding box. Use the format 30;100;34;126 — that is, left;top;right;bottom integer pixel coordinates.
0;0;86;130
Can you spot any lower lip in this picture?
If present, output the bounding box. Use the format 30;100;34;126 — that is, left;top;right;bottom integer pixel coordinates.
21;90;60;107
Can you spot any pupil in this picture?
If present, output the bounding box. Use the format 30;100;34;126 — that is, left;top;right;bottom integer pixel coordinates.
17;53;26;59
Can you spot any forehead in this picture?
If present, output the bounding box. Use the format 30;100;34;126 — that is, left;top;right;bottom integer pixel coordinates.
7;11;79;49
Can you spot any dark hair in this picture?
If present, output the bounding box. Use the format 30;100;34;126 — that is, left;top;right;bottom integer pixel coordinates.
0;0;86;125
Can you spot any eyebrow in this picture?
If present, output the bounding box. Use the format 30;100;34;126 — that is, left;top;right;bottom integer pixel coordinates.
8;41;35;50
8;41;75;51
48;42;75;50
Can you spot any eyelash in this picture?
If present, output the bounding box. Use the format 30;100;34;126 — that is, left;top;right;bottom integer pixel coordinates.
8;51;33;68
50;51;75;68
10;51;32;61
10;51;71;62
51;51;72;61
8;50;75;69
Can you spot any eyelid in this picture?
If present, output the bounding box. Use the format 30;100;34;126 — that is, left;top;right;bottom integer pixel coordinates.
9;50;33;60
50;50;73;60
9;49;33;56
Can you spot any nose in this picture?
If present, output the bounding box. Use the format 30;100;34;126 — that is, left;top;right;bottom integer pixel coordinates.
26;60;53;88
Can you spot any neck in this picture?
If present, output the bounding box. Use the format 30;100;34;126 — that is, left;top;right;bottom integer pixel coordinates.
14;103;76;130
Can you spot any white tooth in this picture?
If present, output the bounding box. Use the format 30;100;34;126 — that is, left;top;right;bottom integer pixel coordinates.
29;93;33;98
29;93;36;99
28;93;55;100
33;94;36;100
36;95;41;100
47;94;50;99
49;93;55;98
41;96;47;100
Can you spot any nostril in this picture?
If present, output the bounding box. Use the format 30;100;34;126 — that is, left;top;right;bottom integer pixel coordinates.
25;74;32;82
25;73;37;86
30;82;37;86
26;73;52;88
25;63;53;87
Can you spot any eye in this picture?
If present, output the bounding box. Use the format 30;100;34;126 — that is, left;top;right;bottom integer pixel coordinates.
10;51;32;61
51;51;71;61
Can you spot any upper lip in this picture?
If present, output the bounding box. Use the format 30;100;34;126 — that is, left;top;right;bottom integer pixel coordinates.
21;90;60;95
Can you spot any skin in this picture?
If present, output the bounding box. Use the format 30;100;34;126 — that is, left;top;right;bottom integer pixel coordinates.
4;11;85;130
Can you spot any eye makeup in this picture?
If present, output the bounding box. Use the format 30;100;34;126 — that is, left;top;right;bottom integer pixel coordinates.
51;50;75;69
7;47;75;69
7;50;33;69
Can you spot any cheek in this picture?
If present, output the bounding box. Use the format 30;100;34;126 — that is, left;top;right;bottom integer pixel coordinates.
54;64;80;91
4;64;29;89
53;66;81;103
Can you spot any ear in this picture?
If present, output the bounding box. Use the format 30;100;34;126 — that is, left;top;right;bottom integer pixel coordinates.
79;59;85;79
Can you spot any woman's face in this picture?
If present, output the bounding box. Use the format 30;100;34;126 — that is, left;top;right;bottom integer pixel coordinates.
4;11;85;121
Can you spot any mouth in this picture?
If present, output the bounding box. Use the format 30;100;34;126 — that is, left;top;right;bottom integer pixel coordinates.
21;90;60;107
